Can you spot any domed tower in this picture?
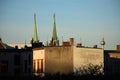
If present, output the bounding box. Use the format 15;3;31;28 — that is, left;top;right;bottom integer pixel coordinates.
101;33;105;50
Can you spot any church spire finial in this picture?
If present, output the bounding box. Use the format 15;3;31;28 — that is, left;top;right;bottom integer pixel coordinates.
32;13;39;43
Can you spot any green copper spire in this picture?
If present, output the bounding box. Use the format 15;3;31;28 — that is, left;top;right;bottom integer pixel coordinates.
32;13;39;43
50;14;59;46
52;14;58;41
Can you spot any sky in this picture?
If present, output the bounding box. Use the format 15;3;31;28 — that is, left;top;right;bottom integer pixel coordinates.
0;0;120;50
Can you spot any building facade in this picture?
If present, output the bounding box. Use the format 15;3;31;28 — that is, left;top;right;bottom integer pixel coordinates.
32;44;104;75
33;48;45;76
104;45;120;75
0;49;33;76
45;46;73;74
73;46;103;72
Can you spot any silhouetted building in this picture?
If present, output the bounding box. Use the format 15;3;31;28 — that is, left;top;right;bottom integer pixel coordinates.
0;49;32;76
104;45;120;75
8;43;31;49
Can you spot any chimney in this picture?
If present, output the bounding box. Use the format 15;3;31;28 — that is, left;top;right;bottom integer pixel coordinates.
70;38;74;45
77;43;82;47
117;45;120;51
62;41;70;46
15;45;18;49
93;45;97;48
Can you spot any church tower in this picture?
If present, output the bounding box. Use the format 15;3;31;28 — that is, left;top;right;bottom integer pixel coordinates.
101;33;105;50
31;13;43;48
49;14;59;46
31;13;39;43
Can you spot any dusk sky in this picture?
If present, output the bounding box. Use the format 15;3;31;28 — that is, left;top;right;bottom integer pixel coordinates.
0;0;120;50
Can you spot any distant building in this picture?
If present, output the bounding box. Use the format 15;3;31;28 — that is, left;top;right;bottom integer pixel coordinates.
101;33;105;50
8;43;31;49
104;45;120;75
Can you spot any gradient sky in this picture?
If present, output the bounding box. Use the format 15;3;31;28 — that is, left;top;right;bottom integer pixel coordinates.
0;0;120;50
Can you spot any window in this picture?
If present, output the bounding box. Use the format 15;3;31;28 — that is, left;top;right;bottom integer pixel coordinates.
41;59;43;73
14;68;21;75
33;59;44;73
33;60;36;73
1;61;8;74
24;60;27;73
37;60;39;73
28;68;31;75
14;55;20;65
28;54;31;65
